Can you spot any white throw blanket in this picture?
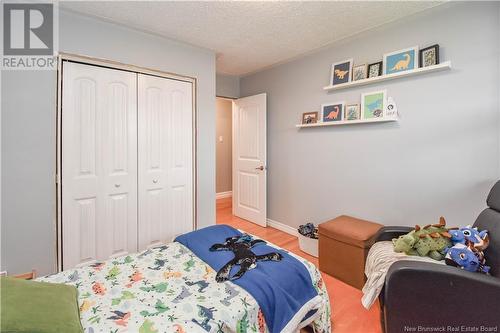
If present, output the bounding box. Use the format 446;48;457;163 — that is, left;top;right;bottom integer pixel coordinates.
362;241;445;309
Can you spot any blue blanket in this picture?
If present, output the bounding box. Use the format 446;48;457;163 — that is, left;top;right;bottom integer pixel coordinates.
175;225;319;333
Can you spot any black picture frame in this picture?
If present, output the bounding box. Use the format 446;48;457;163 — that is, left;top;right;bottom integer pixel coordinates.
367;61;383;78
419;44;440;67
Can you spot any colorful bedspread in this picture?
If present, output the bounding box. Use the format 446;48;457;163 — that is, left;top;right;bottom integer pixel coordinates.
38;240;330;333
176;225;324;333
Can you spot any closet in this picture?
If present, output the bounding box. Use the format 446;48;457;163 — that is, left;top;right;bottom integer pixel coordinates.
61;61;194;270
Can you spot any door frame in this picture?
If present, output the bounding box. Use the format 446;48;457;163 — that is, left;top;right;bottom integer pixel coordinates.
55;53;198;272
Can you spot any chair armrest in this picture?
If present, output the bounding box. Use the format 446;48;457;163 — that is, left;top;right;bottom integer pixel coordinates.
383;260;500;333
372;226;413;242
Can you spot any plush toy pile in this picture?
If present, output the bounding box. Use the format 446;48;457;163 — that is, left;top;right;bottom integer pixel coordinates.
392;217;452;261
392;218;491;274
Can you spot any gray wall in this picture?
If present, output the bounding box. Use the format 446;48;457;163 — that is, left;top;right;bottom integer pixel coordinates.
240;2;500;229
216;98;233;193
1;9;216;276
216;73;240;98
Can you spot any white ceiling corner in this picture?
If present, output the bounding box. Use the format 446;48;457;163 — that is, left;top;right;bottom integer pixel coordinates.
60;1;445;76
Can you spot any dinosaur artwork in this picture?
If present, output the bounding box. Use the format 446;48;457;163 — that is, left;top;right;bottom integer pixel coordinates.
148;259;167;271
390;53;411;71
324;106;340;120
334;69;349;80
220;284;240;306
107;311;131;327
163;271;182;279
140;300;170;317
125;270;143;288
392;217;452;260
156;245;169;252
185;279;209;293
137;249;153;259
139;319;158;333
140;282;168;293
210;234;283;282
365;100;383;117
172;285;192;303
92;282;107;295
66;270;81;283
112;255;133;265
90;262;105;272
111;290;135;306
203;265;212;280
105;266;121;281
184;258;196;272
79;300;96;313
192;305;217;332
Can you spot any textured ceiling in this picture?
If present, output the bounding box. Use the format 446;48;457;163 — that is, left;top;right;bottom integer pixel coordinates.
61;1;444;76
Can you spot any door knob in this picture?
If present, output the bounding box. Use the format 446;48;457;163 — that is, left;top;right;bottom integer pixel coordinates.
153;179;159;184
114;183;121;188
255;166;265;171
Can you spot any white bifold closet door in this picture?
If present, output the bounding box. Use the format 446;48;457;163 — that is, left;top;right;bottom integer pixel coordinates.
62;62;138;269
137;74;193;250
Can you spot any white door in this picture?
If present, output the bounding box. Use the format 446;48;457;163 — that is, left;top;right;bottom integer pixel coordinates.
232;94;267;226
62;62;138;269
138;74;194;250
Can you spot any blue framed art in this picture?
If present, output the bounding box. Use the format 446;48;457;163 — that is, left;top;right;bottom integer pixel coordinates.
383;46;418;75
330;59;353;86
321;102;345;122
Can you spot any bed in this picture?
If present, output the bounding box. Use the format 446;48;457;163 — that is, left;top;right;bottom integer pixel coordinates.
38;225;331;333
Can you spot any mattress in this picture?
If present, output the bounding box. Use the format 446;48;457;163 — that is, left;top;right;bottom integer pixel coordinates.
38;240;331;333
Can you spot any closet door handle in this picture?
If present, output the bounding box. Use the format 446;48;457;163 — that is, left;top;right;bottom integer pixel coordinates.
152;179;159;184
114;183;121;188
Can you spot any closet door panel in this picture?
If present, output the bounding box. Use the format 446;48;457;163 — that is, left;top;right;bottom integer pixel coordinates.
62;62;137;269
101;73;138;260
138;75;193;250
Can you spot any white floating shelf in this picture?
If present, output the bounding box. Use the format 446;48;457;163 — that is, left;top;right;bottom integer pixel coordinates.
323;61;451;92
296;116;398;128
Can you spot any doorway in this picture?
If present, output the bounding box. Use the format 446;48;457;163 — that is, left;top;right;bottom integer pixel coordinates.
215;97;233;200
215;94;267;227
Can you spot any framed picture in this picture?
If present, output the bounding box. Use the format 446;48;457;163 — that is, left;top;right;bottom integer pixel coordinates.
419;44;439;67
367;61;383;78
302;112;318;124
361;90;386;119
352;64;367;81
330;59;353;86
321;102;345;122
383;46;418;75
345;104;360;121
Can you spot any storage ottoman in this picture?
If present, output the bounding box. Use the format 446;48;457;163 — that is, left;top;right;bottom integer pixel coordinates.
319;215;383;289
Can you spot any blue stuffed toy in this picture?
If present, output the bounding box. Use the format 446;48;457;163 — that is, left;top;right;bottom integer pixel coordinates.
449;225;489;250
444;243;490;273
444;226;490;274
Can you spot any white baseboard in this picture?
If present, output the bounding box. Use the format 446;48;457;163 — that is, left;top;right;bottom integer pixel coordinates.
216;191;232;199
266;218;298;237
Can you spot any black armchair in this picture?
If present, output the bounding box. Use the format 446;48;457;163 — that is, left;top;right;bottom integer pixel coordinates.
375;181;500;333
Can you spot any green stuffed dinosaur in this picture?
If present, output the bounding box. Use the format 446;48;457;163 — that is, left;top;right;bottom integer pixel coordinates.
392;217;452;261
